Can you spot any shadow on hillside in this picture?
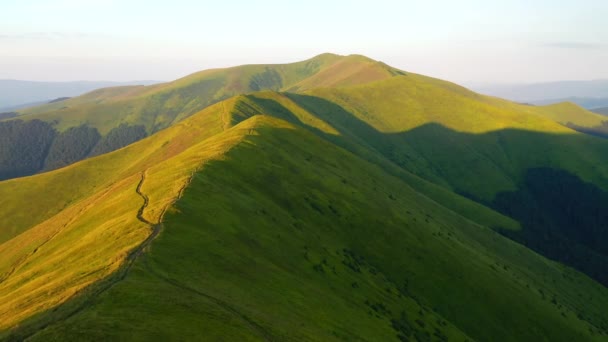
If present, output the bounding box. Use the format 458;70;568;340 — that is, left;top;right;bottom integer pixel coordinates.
240;92;608;287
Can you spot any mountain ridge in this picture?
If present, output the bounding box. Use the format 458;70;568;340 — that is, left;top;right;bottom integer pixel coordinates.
1;54;608;341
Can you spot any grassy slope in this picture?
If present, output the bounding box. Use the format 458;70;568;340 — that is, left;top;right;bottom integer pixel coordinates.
533;102;607;127
0;95;237;244
19;116;608;342
0;98;252;330
283;75;608;201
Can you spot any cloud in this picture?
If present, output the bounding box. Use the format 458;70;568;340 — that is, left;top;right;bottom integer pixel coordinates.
541;42;605;49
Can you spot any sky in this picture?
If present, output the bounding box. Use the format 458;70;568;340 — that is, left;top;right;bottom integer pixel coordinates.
1;0;607;84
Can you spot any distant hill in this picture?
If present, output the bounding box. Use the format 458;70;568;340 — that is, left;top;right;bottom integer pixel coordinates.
0;79;160;110
0;100;48;112
533;97;608;109
472;80;608;108
593;106;608;115
0;54;404;180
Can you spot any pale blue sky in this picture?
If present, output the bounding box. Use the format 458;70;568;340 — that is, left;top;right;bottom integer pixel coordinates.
1;0;607;84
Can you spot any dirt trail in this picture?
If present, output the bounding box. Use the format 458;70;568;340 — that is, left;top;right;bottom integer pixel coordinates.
221;101;230;131
9;171;159;341
12;169;274;341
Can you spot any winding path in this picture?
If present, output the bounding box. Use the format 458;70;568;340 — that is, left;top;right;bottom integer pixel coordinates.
8;171;158;340
13;169;273;341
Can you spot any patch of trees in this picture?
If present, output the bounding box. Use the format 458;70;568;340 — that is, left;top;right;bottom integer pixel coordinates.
492;168;608;286
0;120;56;180
0;112;18;120
0;120;148;181
89;124;147;156
43;125;101;170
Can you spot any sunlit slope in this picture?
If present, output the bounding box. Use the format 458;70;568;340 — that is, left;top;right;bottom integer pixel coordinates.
532;101;607;127
15;53;396;134
281;75;608;201
20;116;608;341
0;98;252;330
0;96;241;243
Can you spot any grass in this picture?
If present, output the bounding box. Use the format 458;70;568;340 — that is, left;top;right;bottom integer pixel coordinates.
2;55;608;340
533;102;606;127
12;116;608;341
281;75;608;201
0;97;245;331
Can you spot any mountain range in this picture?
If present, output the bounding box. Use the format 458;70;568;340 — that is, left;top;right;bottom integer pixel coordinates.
1;54;607;341
0;79;160;111
472;80;608;109
593;107;608;115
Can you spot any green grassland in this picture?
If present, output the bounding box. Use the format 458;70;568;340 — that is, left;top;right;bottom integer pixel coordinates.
297;76;608;200
7;116;608;341
1;55;608;341
0;97;251;330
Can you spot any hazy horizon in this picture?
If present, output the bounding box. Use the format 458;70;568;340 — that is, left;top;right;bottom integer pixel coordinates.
2;0;608;84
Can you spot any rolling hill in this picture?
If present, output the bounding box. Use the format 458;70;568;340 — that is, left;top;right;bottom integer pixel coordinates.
593;107;608;115
0;54;402;180
12;53;398;134
3;54;605;182
1;54;608;341
0;79;159;110
471;79;608;108
532;97;608;109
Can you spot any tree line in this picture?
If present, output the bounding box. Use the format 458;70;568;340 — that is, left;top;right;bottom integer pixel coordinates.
0;119;147;181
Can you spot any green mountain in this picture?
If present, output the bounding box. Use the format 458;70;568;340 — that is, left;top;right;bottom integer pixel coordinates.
471;80;608;107
1;54;608;341
14;54;399;133
0;54;401;180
